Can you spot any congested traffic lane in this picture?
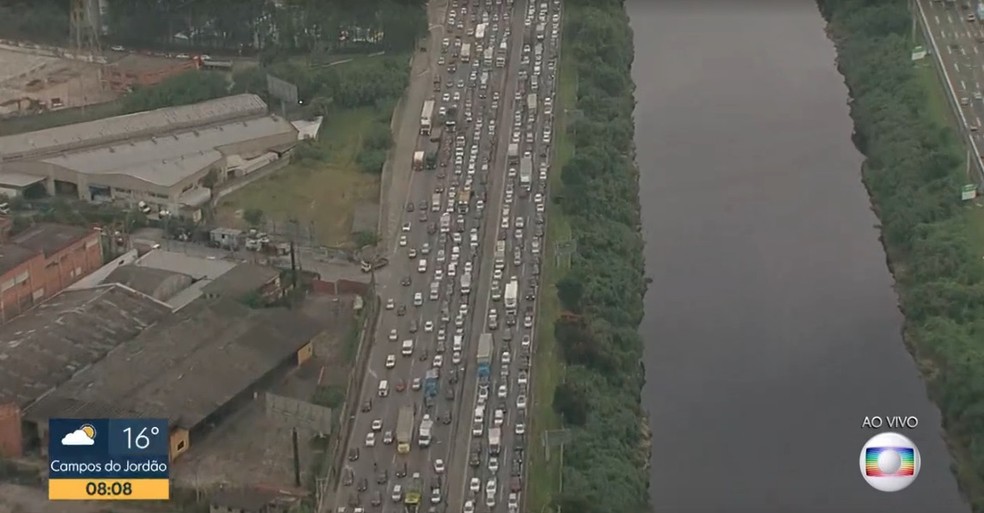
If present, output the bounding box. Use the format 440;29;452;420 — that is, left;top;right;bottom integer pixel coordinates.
919;0;984;150
333;2;470;510
448;0;562;512
333;0;515;510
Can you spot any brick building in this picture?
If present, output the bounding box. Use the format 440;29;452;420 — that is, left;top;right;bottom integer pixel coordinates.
0;223;102;322
103;55;199;93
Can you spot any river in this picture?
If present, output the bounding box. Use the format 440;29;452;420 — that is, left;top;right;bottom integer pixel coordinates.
630;1;969;511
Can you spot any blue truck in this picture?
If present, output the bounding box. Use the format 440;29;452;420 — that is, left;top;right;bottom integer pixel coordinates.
424;368;440;398
477;333;493;385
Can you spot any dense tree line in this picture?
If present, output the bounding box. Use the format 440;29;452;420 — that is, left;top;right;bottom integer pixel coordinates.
0;0;426;55
546;1;649;512
818;0;984;508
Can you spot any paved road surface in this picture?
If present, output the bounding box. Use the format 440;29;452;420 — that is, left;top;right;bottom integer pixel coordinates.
919;0;984;161
331;0;563;512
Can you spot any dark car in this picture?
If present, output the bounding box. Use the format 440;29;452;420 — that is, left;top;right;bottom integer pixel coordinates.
397;305;407;316
406;202;415;212
418;200;428;210
401;276;412;286
469;450;481;467
510;476;522;493
445;386;455;400
371;491;382;507
358;478;368;492
418;211;428;222
409;320;419;333
502;329;513;342
343;468;355;486
441;410;453;424
361;399;372;412
396;462;408;478
348;447;360;461
376;469;388;484
428;222;438;235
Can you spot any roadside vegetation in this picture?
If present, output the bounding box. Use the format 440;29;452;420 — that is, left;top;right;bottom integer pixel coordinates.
216;57;409;246
819;0;984;508
0;0;426;58
529;1;649;512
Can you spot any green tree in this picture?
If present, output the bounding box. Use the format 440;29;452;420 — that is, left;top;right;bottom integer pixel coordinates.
243;208;264;227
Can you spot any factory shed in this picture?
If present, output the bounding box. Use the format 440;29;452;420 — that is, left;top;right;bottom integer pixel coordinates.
103;265;193;302
22;297;324;460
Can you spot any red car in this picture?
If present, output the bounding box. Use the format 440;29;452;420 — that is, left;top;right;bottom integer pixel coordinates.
394;379;407;392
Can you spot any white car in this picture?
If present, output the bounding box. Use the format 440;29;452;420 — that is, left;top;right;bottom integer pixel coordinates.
389;329;398;341
502;351;511;364
424;321;434;332
365;432;376;447
385;354;396;369
438;328;447;342
488;457;498;473
497;384;508;399
478;386;489;404
518;370;528;385
386;298;395;310
399;235;408;247
486;495;496;508
470;477;481;493
392;484;403;502
486;479;497;497
464;500;475;513
434;355;444;367
383;430;394;444
371;419;383;431
402;222;412;232
522;335;531;348
434;459;446;473
516;395;527;409
515;423;526;435
431;488;442;504
452;350;462;364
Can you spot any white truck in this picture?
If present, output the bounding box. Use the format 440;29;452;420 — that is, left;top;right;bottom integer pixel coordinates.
504;278;518;314
418;414;434;447
475;23;487;41
461;42;472;62
508;143;519;164
519;157;532;187
431;192;442;212
489;427;502;456
440;212;451;233
460;271;472;295
494;240;506;270
420;99;435;135
484;47;494;66
496;40;507;68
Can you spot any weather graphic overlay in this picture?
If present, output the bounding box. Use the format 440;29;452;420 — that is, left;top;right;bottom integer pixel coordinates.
859;432;921;492
48;418;170;500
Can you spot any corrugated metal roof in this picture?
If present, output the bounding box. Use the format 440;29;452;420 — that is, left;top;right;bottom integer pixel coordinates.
40;115;295;187
0;94;268;161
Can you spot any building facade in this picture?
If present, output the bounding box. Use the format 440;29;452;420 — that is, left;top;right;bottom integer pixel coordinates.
0;224;102;323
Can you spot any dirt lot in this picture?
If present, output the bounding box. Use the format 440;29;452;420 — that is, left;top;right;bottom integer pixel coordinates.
0;47;115;116
215;107;381;248
170;295;358;492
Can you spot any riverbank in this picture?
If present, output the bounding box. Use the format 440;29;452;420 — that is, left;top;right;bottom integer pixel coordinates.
525;0;649;511
820;0;984;508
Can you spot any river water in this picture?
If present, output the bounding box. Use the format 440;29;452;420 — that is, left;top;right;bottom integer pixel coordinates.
630;1;969;511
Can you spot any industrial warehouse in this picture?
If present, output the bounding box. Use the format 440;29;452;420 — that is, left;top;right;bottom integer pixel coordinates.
0;274;330;463
0;94;298;220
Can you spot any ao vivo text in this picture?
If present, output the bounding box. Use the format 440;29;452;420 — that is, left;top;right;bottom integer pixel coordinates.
861;416;919;429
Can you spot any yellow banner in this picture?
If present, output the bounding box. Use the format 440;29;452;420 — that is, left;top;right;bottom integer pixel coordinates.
49;478;169;500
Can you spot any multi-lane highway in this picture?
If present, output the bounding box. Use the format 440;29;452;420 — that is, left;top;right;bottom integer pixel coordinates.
919;0;984;152
332;0;563;512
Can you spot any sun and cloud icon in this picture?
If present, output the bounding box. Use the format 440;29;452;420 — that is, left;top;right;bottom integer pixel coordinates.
60;424;97;446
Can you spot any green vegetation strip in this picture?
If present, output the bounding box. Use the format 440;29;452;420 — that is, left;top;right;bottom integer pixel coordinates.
527;1;649;512
821;0;984;509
